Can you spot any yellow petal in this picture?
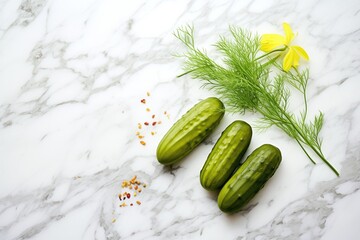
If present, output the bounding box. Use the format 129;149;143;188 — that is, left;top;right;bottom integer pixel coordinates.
283;48;295;71
292;45;309;60
293;52;300;67
260;34;285;52
283;22;294;45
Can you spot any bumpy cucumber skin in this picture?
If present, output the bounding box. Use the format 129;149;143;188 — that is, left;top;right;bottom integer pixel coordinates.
200;120;252;191
217;144;282;213
156;97;225;165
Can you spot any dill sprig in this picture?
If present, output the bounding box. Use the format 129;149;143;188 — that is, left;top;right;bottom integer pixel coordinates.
174;25;339;176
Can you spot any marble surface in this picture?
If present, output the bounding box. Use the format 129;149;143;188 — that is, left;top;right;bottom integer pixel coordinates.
0;0;360;239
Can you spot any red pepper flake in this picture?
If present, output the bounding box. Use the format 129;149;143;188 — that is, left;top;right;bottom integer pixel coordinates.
144;122;149;126
130;203;133;206
141;99;146;104
136;200;141;205
134;185;138;190
127;193;131;199
140;141;146;146
152;114;155;119
152;122;157;126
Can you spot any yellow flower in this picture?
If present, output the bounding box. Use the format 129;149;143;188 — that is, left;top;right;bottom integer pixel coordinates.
260;23;309;71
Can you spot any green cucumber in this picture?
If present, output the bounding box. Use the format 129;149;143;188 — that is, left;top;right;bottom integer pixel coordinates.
156;97;225;165
217;144;282;213
200;120;252;191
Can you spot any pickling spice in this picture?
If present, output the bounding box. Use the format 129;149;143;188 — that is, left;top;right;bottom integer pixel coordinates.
118;175;146;209
135;91;170;146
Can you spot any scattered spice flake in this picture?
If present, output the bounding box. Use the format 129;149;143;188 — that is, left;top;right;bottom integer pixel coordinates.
151;131;156;135
147;92;150;96
135;131;140;136
152;122;157;126
121;181;129;188
141;99;146;104
130;176;137;184
164;111;167;115
140;141;146;146
118;175;146;208
157;121;162;124
112;219;117;223
138;135;144;139
137;123;142;129
152;114;155;119
144;122;149;126
146;108;151;112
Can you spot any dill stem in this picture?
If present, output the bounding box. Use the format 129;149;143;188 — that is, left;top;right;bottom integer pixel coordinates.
271;100;339;176
294;138;317;165
177;68;198;78
294;67;308;123
255;47;286;61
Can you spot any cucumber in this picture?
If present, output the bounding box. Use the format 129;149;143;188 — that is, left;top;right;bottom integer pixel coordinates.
156;97;225;165
217;144;281;213
200;120;252;191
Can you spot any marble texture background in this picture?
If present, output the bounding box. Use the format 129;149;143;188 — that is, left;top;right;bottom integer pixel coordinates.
0;0;359;239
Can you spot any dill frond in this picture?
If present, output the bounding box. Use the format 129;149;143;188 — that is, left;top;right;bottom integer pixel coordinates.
175;25;339;176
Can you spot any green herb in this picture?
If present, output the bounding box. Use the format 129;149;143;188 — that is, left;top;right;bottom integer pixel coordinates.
174;25;339;176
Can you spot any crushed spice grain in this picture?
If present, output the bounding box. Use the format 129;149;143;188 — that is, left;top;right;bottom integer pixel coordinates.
118;175;146;209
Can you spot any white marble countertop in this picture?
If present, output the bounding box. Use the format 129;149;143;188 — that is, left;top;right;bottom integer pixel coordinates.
0;0;360;239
